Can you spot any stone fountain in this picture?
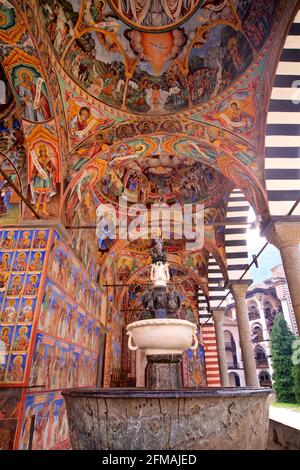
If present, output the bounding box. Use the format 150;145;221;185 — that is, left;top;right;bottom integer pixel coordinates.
127;238;198;389
62;240;272;450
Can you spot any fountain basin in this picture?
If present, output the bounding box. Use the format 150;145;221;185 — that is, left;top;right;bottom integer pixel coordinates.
127;318;198;355
62;387;273;450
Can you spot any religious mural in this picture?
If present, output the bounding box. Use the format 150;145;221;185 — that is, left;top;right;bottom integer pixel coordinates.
183;343;206;387
11;66;53;123
109;0;204;30
0;228;50;385
0;227;103;448
59;75;118;149
18;391;69;450
97;154;232;206
38;0;279;115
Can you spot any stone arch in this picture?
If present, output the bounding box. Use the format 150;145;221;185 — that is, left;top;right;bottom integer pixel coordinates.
251;323;264;343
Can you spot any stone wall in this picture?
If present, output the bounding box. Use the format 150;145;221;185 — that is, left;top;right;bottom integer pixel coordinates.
267;419;300;450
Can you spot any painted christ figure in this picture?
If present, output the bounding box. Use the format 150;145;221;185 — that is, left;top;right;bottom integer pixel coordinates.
118;0;195;27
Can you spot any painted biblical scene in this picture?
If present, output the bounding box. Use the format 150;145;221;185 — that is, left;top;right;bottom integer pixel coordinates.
237;0;278;49
125;62;189;114
38;0;279;114
40;0;79;57
187;26;253;107
63;31;126;109
0;115;27;176
183;343;207;387
109;0;204;31
38;277;100;350
195;74;261;146
29;333;98;389
97;155;232;207
19;391;69;450
48;231;102;318
0;228;49;384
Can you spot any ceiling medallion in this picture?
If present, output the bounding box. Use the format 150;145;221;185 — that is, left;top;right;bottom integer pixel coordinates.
108;0;204;32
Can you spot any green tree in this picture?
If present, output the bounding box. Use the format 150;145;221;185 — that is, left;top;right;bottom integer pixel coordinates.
270;313;296;403
293;364;300;403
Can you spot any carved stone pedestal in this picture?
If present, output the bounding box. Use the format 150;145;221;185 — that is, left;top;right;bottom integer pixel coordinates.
146;354;182;389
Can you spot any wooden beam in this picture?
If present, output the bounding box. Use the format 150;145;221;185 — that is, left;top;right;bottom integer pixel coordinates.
0;165;40;219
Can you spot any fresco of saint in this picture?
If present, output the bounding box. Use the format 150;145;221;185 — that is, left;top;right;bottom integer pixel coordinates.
24;275;39;296
13;253;28;272
19;299;34;323
13;326;30;352
17;231;32;250
30;144;58;216
29;252;43;272
15;70;52;122
7;356;24;382
7;275;23;296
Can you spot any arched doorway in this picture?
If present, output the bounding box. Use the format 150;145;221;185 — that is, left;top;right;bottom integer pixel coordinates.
228;372;241;387
259;370;272;388
254;345;269;369
252;324;264;343
224;330;238;369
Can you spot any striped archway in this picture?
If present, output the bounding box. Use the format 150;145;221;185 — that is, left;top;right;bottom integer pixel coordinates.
265;9;300;217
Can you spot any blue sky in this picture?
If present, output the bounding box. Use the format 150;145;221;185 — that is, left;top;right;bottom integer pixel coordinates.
246;209;282;283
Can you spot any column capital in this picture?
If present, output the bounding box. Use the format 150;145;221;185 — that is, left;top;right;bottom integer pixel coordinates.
212;307;226;324
262;217;300;249
228;279;253;298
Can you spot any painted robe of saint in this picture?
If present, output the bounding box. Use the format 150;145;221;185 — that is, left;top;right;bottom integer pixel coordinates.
30;145;57;216
69;107;91;144
8;356;24;382
16;71;51;122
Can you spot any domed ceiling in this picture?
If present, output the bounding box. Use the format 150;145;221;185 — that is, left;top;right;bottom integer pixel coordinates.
96;152;232;206
39;0;279;115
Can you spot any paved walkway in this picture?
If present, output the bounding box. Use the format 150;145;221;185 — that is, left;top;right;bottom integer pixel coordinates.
269;405;300;430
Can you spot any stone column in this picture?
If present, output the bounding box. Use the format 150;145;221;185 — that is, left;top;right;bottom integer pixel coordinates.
146;354;182;389
212;308;229;387
228;280;259;387
263;218;300;335
136;349;147;387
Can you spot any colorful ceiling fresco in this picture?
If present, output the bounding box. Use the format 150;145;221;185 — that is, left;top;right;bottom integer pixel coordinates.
96;154;232;206
108;0;205;31
37;0;279;115
64;126;270;224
